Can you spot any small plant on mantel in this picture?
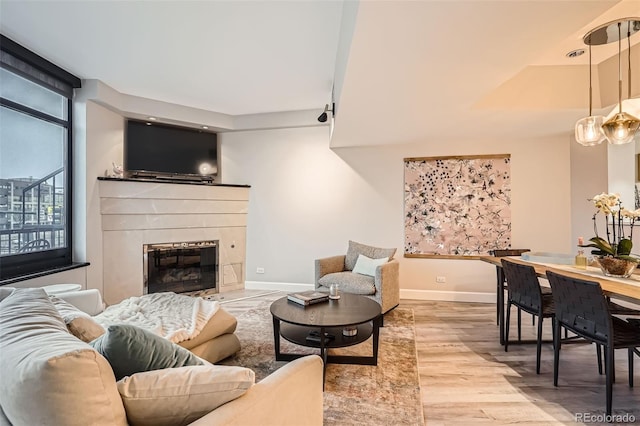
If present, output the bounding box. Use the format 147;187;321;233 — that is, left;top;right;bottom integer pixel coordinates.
580;193;640;262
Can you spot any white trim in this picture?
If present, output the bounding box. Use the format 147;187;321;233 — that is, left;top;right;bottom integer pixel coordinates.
246;282;494;304
400;289;494;304
245;281;314;292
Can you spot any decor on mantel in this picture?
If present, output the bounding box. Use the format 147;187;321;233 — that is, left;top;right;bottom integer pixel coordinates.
404;155;511;257
579;192;640;278
575;18;640;146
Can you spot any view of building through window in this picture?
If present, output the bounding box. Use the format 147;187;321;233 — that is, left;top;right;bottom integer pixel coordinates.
0;68;68;257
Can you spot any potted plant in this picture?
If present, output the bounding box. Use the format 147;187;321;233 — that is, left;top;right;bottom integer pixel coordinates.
580;193;640;278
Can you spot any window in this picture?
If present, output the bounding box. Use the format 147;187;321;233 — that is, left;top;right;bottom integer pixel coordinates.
0;35;81;280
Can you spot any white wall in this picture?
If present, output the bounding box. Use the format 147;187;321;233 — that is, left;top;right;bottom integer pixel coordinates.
12;97;579;302
570;138;609;254
84;102;125;294
221;125;573;301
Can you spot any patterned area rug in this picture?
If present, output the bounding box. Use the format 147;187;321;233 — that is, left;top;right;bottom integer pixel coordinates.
219;300;424;425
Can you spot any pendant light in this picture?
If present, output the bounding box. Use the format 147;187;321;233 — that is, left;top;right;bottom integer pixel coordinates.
575;43;605;146
600;21;640;145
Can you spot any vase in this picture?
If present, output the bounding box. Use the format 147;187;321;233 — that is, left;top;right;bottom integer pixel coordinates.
596;256;638;278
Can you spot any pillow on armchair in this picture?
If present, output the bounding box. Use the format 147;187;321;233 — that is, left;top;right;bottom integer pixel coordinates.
345;240;396;271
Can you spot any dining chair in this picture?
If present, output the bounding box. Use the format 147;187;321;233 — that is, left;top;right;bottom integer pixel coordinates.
492;249;532;326
546;270;640;416
501;259;555;374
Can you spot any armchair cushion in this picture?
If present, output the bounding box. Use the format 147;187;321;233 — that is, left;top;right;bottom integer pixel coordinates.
345;240;396;271
318;271;376;295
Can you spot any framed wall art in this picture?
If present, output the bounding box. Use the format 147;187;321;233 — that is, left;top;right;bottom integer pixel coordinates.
404;154;511;258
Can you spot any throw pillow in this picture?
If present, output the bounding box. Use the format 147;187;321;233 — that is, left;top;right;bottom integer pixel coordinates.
67;316;106;343
117;365;255;426
50;296;106;342
352;254;388;277
89;324;203;380
345;240;396;271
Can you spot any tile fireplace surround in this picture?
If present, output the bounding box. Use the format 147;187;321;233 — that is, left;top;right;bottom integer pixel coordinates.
98;178;249;305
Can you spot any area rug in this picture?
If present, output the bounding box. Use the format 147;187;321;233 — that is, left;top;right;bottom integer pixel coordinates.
218;301;424;425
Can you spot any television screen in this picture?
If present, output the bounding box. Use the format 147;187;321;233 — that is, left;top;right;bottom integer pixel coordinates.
125;120;218;177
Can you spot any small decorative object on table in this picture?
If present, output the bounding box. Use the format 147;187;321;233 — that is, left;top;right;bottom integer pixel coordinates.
329;283;340;300
579;193;640;278
342;325;358;337
111;162;124;178
287;290;329;306
305;330;335;343
575;237;588;270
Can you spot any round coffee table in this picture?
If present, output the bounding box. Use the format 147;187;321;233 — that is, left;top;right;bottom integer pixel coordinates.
270;293;382;381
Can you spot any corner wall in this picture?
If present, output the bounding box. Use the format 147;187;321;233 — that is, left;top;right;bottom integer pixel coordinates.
221;126;573;301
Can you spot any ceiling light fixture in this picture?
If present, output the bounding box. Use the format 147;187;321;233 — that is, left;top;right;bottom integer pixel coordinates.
148;116;157;121
574;44;605;146
600;20;640;145
317;103;335;123
566;49;585;58
577;18;640;146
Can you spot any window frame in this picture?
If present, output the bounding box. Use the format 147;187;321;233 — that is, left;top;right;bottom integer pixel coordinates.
0;35;81;281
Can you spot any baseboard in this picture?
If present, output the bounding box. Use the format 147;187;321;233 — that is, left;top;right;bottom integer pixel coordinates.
246;282;494;304
400;289;494;304
245;281;314;292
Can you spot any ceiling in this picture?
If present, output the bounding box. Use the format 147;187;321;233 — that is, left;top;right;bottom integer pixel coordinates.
1;0;639;148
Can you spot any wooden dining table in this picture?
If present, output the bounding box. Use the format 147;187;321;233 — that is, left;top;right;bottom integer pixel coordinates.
480;255;640;345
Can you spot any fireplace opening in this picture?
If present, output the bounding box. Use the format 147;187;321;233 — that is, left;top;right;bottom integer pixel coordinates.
144;241;218;294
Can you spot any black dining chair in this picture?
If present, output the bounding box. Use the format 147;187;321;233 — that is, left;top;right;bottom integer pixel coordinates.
501;259;555;374
492;249;532;328
546;270;640;416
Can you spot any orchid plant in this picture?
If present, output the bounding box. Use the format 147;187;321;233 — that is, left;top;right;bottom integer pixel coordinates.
580;192;640;263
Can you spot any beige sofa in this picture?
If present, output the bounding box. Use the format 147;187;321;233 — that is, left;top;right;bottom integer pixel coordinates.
0;288;323;426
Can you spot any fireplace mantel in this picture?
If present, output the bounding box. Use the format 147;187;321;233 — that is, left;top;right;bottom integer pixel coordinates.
98;176;250;188
98;179;248;304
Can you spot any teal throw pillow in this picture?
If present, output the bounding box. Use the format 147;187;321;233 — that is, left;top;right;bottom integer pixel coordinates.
89;324;203;380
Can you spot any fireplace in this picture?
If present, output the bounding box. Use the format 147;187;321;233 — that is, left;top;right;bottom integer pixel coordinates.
143;241;218;294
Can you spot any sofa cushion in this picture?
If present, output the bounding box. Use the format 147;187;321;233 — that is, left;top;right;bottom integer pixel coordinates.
117;365;255;426
0;288;127;426
345;240;396;271
318;271;376;295
50;295;106;342
178;307;237;350
352;254;389;277
90;324;204;380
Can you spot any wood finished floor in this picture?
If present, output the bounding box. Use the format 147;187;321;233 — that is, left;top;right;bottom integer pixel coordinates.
216;290;640;425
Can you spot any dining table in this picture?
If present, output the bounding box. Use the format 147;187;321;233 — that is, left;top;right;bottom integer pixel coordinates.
480;255;640;345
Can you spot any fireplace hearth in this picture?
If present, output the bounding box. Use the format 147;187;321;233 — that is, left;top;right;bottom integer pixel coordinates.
144;241;218;294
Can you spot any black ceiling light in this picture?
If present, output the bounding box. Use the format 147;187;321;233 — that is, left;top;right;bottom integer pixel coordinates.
317;103;335;123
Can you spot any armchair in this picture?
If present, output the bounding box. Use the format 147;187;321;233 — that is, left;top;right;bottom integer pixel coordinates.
314;240;400;314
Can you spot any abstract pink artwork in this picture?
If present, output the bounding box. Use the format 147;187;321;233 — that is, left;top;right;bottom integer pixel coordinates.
404;155;511;257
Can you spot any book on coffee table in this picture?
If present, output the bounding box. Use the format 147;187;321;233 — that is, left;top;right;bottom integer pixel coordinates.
287;290;329;306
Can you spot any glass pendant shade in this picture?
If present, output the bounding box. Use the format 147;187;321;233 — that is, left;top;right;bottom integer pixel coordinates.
601;112;640;145
575;115;605;146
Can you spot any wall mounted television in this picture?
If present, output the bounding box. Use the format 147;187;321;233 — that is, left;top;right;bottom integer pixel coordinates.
124;120;218;180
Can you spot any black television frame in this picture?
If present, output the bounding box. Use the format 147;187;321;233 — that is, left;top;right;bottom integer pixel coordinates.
124;120;219;182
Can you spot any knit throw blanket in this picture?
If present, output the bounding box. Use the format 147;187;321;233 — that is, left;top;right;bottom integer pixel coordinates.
94;292;219;343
